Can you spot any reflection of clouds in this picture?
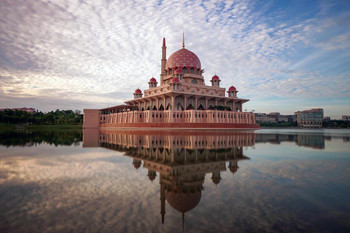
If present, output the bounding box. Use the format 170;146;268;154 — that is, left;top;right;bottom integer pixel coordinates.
0;142;349;232
191;158;349;233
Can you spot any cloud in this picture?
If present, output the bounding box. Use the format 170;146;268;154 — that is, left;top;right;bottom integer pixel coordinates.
0;0;349;116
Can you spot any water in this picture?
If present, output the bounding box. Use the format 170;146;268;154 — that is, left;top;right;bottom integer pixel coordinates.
0;128;349;233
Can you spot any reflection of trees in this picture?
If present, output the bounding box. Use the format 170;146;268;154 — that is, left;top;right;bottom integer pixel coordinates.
0;130;82;147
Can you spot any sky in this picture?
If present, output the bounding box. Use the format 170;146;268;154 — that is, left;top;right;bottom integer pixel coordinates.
0;0;349;118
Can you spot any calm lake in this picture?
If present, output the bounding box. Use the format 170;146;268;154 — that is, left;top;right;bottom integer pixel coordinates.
0;128;349;233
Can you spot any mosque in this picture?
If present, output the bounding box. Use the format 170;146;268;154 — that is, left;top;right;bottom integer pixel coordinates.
83;35;259;129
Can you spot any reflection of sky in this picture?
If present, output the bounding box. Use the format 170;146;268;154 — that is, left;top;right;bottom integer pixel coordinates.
0;132;349;232
249;139;350;160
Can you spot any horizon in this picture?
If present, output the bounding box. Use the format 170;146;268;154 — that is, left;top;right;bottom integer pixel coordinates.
1;0;349;118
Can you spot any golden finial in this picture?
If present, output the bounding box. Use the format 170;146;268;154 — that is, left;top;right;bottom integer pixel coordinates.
182;31;185;49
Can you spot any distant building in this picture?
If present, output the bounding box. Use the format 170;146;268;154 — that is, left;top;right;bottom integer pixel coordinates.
324;117;331;122
255;112;296;123
342;115;350;121
295;108;323;128
254;113;269;123
267;112;279;123
287;115;297;122
277;114;289;122
0;107;36;113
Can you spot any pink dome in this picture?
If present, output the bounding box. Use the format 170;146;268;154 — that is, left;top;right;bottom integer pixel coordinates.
166;190;202;213
166;48;201;69
134;88;142;94
212;177;221;185
148;174;156;181
212;75;220;81
172;77;180;84
229;166;238;174
228;86;236;92
149;77;157;83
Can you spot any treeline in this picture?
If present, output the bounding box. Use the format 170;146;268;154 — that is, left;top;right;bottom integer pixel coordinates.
323;120;350;128
0;130;82;147
0;109;83;125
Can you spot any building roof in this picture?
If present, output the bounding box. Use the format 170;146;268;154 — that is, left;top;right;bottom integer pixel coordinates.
149;77;157;83
99;105;136;111
295;108;323;114
166;48;201;69
211;75;220;81
134;88;142;94
228;86;236;92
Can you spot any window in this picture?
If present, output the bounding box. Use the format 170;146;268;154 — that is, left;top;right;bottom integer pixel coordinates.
191;79;198;84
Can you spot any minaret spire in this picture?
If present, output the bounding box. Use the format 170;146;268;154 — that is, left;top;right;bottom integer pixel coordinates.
182;31;185;49
161;37;167;85
182;212;185;231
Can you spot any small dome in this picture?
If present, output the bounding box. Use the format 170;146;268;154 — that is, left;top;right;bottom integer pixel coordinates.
211;75;220;81
174;68;182;74
132;159;142;169
228;86;236;92
172;77;180;84
166;48;201;69
148;170;157;181
212;177;221;185
149;77;157;83
229;166;238;174
134;88;142;94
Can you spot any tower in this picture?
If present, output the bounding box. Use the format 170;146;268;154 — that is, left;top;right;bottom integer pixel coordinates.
227;86;238;98
211;75;221;87
133;89;143;99
160;38;167;85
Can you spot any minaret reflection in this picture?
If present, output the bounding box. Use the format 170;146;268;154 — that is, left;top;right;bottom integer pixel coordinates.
86;129;255;227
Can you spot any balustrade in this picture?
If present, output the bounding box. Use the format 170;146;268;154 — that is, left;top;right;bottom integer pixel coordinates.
100;110;255;124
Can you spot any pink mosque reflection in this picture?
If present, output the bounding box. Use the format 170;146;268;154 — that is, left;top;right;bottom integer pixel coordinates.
83;129;255;228
83;35;259;129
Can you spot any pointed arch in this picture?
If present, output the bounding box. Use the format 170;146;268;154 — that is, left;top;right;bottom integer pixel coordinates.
186;104;194;110
197;104;204;110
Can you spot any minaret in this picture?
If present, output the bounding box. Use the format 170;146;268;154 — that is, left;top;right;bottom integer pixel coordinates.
160;38;167;85
182;31;185;49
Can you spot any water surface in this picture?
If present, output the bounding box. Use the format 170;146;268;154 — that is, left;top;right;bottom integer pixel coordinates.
0;128;349;233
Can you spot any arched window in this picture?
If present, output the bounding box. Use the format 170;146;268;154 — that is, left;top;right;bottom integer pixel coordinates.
191;79;198;84
182;67;187;74
190;68;194;74
169;69;172;75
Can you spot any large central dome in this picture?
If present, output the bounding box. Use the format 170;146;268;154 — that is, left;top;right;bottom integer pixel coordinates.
166;48;201;69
